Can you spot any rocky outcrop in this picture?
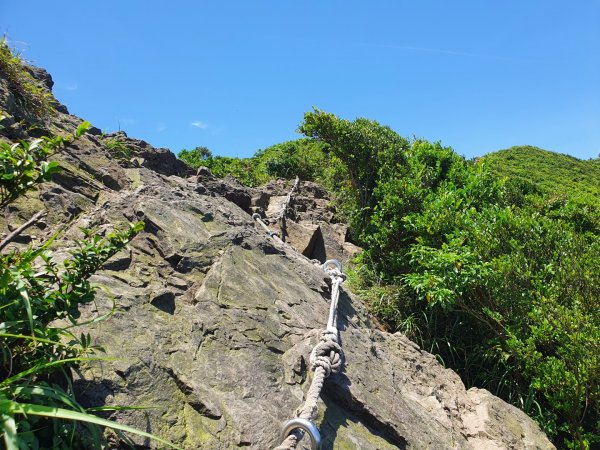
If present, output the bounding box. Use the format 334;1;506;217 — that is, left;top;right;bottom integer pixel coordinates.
103;131;193;178
71;174;552;450
0;65;555;449
250;179;361;264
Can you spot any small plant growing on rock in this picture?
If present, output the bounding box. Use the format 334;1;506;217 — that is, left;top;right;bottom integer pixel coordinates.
0;39;55;122
0;121;177;449
102;136;132;163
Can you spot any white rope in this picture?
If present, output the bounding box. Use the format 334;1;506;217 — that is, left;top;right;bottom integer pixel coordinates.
273;262;346;450
253;177;298;244
273;176;300;223
253;213;285;245
252;179;346;450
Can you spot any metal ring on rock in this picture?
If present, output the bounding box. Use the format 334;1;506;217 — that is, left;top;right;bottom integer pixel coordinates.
252;213;262;221
280;418;321;450
322;259;342;273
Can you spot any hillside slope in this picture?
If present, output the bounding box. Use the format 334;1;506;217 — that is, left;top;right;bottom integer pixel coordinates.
482;145;600;200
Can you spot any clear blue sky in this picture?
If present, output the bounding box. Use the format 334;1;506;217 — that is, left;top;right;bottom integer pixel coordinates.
2;1;599;160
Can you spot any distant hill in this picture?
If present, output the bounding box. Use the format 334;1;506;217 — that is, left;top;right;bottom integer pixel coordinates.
481;146;600;200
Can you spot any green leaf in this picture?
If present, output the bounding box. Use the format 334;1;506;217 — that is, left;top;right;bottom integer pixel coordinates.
10;385;80;411
0;357;114;387
8;401;181;449
0;333;69;347
75;121;91;138
40;161;60;180
15;277;34;336
86;405;160;412
0;413;18;450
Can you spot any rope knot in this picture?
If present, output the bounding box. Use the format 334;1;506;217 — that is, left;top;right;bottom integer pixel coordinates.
309;330;343;377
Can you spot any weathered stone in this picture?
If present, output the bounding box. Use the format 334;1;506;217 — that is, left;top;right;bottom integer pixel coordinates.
102;249;132;271
254;178;360;264
150;289;177;314
66;177;553;449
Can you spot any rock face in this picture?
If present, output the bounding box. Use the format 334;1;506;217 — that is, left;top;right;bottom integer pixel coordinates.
250;178;361;264
0;66;555;450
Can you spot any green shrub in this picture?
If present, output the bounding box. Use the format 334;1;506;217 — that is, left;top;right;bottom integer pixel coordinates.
178;146;264;186
300;109;600;449
178;139;332;188
482;146;600;201
257;138;328;182
102;137;132;162
177;146;212;168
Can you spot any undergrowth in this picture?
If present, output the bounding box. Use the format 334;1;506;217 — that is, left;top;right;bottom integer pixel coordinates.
299;108;599;450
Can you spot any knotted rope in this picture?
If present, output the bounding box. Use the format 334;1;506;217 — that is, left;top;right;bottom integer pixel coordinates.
274;261;346;450
251;179;346;449
254;176;299;243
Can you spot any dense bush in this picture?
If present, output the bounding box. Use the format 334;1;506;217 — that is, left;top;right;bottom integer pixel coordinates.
300;109;599;449
178;146;266;186
483;146;600;200
177;139;330;187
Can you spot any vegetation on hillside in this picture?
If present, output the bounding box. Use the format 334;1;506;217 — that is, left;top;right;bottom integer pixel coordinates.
10;32;597;446
177;111;599;448
297;109;598;449
178;138;330;187
0;39;55;122
482;145;600;200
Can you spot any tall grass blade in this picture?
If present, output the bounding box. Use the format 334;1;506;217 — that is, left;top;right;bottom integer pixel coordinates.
0;357;113;387
10;402;181;449
0;413;18;450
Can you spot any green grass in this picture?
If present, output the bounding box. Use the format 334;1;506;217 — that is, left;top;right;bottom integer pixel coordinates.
0;39;55;121
102;136;132;161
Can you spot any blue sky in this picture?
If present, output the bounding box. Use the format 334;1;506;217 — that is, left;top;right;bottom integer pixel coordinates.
2;1;599;160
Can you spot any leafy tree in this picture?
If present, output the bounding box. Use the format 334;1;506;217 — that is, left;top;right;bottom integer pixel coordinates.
299;108;410;233
177;146;213;168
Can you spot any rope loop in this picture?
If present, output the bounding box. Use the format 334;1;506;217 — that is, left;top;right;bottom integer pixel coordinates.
322;259;346;281
309;329;343;377
322;259;342;273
